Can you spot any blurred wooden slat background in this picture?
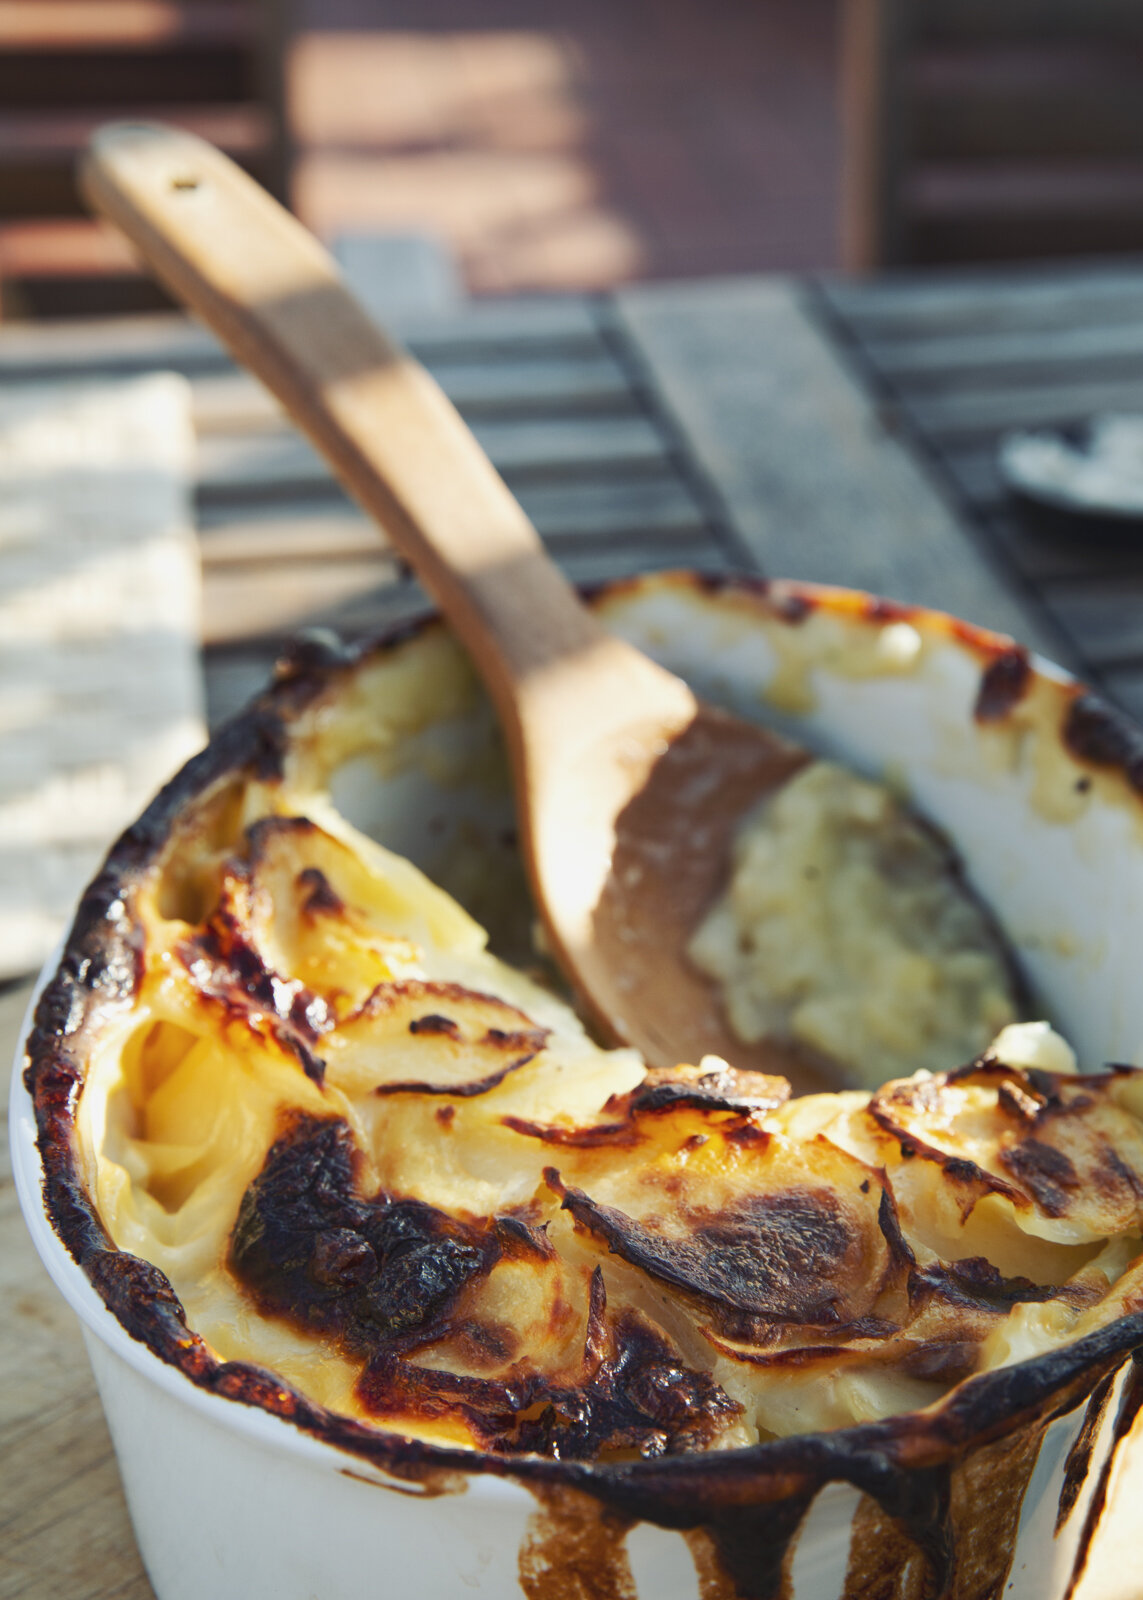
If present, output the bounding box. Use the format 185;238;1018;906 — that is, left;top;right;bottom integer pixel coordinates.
842;0;1143;269
0;0;288;318
0;0;843;317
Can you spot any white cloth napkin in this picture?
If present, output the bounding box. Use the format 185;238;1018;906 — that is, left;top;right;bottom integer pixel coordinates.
0;373;205;980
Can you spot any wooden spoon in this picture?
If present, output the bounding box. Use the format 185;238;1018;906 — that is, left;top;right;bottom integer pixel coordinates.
81;121;826;1088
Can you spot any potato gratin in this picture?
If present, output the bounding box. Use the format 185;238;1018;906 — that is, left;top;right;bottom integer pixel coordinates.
59;624;1143;1465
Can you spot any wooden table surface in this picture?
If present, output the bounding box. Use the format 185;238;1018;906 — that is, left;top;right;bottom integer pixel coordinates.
6;258;1143;1599
818;259;1143;719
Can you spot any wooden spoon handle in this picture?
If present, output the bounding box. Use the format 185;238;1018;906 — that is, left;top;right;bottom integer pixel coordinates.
79;122;604;718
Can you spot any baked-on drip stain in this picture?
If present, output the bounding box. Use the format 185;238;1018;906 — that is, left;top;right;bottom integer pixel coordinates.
1056;1372;1115;1533
700;1493;821;1600
682;1523;798;1600
843;1432;1029;1600
851;1462;955;1600
1065;1353;1143;1599
844;1492;937;1600
945;1418;1049;1599
519;1485;636;1600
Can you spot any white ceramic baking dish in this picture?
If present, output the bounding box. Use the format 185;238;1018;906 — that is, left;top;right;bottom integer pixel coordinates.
13;573;1143;1600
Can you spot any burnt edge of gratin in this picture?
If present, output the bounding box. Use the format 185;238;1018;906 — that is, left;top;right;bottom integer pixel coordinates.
21;574;1143;1595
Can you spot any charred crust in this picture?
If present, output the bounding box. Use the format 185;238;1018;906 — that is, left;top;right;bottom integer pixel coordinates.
943;1155;988;1185
771;589;812;624
625;1064;790;1117
483;1026;551;1052
724;1122;770;1148
997;1079;1047;1120
908;1257;1100;1315
494;1214;556;1261
351;980;549;1097
88;1249;194;1331
898;1340;982;1384
629;1082;720;1114
25;1077;1143;1523
504;1116;641;1149
27;876;145;1088
958;1059;1111;1118
691;570;770;602
948;613;1020;663
245;814;321;854
550;1175;865;1328
229;1114;500;1357
372;1060;537;1099
22;624;388;1161
643;570;822;630
873;1122;1023;1208
583;1265;609;1373
702;1319;905;1370
357;1289;741;1461
974;647;1032;723
408;1013;461;1038
1025;1067;1070;1103
998;1139;1081;1217
179;898;330;1085
870;1065;1142;1226
669;573;810;623
1064;693;1143;791
593;567;771;614
863;595;915;625
358;980;548;1051
524;1072;780;1150
1103;1146;1143;1201
272;628;358;685
869;1085;1027;1211
296;866;344;918
877;1184;916;1271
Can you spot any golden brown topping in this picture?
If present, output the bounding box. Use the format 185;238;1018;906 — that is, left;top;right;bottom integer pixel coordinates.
66;647;1143;1462
871;1061;1143;1241
547;1170;888;1335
